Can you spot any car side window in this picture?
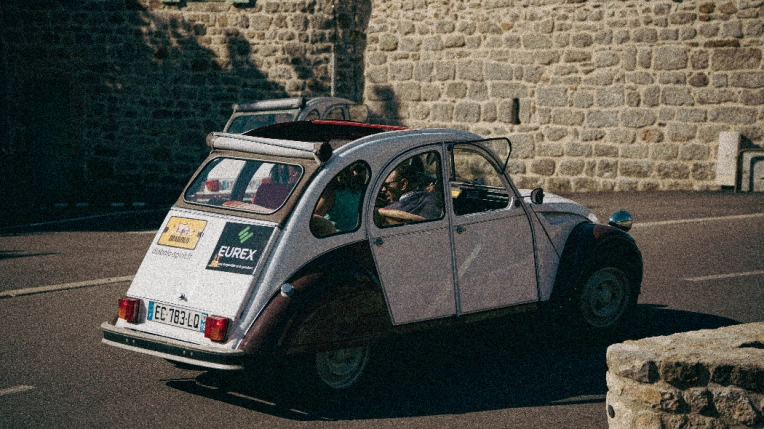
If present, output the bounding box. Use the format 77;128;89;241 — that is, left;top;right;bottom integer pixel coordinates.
450;146;510;216
325;106;345;120
311;161;371;238
303;109;319;121
373;151;445;228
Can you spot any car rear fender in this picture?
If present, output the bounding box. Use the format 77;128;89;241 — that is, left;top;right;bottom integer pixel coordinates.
550;222;643;309
238;242;391;356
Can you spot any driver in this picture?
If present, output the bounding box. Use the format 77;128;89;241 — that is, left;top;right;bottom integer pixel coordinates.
376;162;440;224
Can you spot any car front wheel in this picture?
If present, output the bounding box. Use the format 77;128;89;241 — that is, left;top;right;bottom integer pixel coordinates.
575;266;635;332
315;345;370;390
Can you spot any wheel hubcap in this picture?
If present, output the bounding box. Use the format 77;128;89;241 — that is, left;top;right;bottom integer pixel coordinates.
581;267;628;328
316;345;370;389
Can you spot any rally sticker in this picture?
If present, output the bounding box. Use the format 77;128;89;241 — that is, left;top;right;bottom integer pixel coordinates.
157;217;207;250
206;222;272;275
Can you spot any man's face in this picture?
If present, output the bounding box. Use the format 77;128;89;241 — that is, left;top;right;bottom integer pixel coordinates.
380;170;407;205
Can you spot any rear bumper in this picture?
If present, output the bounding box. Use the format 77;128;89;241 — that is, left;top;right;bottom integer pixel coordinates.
101;322;245;370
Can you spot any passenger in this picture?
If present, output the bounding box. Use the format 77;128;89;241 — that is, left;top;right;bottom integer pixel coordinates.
313;163;368;236
325;163;366;231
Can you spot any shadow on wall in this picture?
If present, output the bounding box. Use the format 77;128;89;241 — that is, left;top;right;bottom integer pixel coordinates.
367;86;402;126
0;0;374;211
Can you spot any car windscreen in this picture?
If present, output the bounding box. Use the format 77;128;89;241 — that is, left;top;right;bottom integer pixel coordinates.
226;110;299;133
184;157;303;214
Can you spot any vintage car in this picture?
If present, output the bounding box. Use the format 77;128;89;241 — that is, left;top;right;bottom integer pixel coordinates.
223;97;368;134
101;120;642;390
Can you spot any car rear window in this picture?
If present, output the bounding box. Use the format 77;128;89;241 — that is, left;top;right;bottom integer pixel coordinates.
184;157;303;214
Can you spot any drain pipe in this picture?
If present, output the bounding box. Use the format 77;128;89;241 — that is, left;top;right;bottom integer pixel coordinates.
330;1;337;97
331;45;336;97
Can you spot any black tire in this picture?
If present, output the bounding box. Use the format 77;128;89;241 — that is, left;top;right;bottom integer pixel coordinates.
314;345;371;390
570;265;636;337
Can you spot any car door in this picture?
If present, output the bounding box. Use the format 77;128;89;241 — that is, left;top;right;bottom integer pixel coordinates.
447;143;538;314
367;146;456;325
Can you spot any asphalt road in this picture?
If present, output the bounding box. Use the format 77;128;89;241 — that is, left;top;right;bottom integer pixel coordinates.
1;191;763;428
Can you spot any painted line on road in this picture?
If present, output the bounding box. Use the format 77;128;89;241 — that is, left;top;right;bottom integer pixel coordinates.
632;212;764;228
549;394;606;405
0;385;35;397
683;270;764;282
0;208;165;231
0;276;134;299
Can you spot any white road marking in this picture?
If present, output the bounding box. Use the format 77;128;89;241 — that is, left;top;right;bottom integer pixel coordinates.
0;276;134;299
683;270;764;282
0;208;164;230
0;385;35;396
632;212;764;228
549;394;606;405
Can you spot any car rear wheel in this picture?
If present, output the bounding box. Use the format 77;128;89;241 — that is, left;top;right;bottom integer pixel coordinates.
315;345;370;390
575;266;634;332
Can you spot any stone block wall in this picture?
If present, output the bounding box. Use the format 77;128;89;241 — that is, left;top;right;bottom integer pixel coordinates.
0;0;369;205
606;322;764;428
1;0;762;206
365;0;764;193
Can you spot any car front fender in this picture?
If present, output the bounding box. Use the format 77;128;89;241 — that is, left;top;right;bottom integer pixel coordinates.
549;222;643;309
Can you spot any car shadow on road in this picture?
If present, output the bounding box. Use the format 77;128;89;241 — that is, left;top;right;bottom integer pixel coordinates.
165;304;738;421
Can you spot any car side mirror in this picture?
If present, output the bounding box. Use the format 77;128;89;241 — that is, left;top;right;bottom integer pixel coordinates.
349;104;369;123
530;187;544;204
608;210;633;232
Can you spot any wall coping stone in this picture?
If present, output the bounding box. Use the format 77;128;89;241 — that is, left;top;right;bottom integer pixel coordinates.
606;322;764;428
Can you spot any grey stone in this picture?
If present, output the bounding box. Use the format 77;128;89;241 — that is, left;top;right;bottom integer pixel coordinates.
454;102;480;123
620;160;653;178
596;87;624;107
711;386;761;426
622;109;657;128
697;89;737;105
531;159;556;176
654;46;689;70
667;123;697;142
709;107;758;124
729;72;764;89
566;142;592;157
587;110;619;128
711;48;762;71
552;110;585;126
484;62;513;81
523;34;553;49
661;87;695;106
537;142;564;156
537;86;567;107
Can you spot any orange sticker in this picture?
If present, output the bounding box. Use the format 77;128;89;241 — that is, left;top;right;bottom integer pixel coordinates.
157;217;207;250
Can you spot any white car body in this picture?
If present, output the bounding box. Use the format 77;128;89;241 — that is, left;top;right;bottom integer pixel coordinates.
102;120;641;388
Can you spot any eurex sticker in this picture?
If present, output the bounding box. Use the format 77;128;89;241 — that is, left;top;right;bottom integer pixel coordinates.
206;222;272;275
157;217;207;250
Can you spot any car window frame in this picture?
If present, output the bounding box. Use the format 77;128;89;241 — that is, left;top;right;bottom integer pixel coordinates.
370;145;447;230
310;160;372;239
448;143;513;217
181;154;306;216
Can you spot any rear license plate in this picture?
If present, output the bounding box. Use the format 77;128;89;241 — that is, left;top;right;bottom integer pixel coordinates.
147;301;208;332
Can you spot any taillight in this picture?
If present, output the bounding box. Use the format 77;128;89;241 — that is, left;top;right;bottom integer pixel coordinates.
118;297;141;323
204;315;230;342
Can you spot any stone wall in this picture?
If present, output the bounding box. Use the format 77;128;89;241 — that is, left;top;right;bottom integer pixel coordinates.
365;0;764;193
1;0;762;207
0;0;369;205
606;322;764;428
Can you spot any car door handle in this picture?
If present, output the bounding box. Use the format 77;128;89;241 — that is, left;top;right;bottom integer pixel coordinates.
373;237;384;246
456;225;466;234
